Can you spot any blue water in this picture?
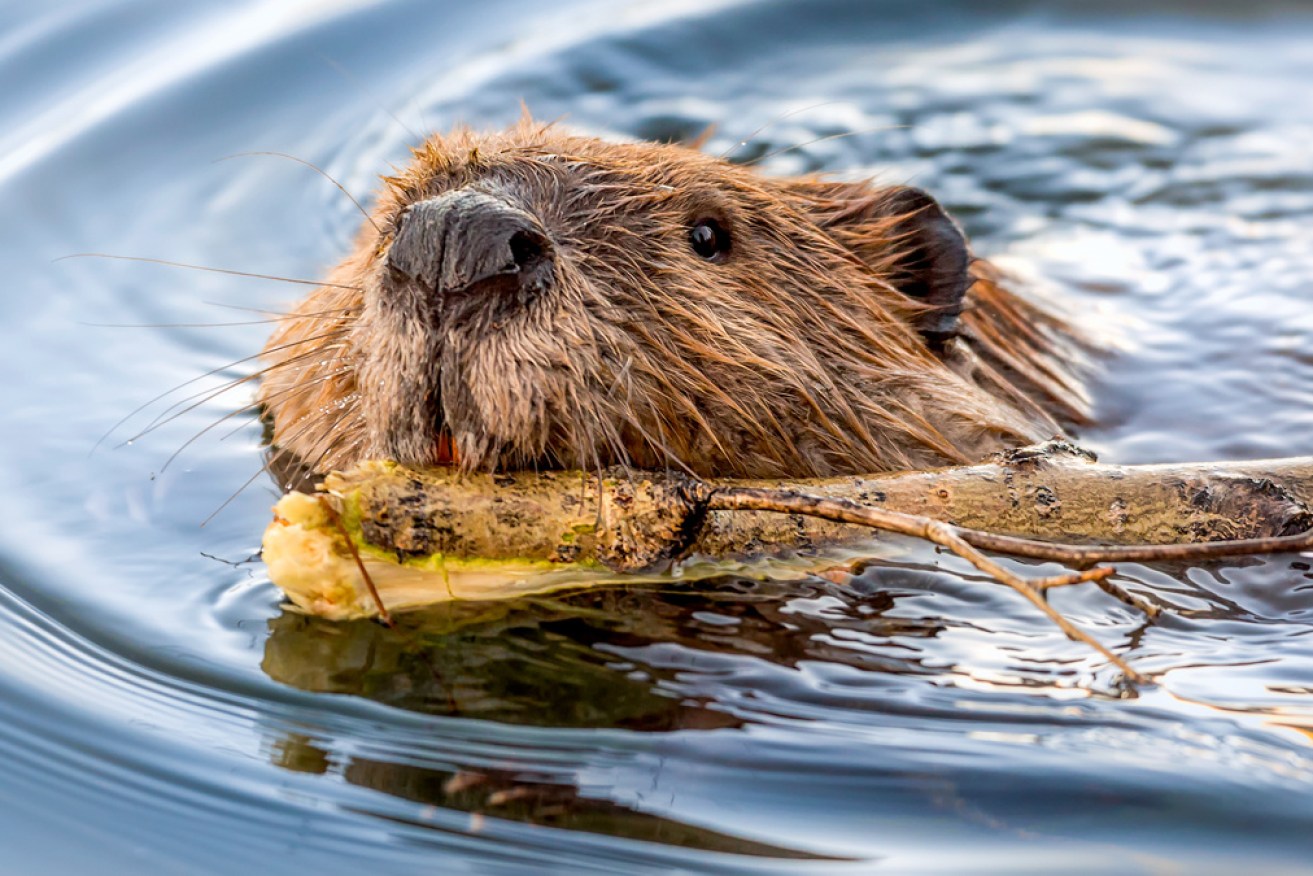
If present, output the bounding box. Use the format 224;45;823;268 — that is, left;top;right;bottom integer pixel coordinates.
3;1;1313;873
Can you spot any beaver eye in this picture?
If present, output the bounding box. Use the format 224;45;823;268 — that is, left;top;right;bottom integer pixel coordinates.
689;218;731;262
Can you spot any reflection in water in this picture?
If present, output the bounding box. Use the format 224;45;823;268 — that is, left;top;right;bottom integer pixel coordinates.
269;731;835;860
263;572;946;725
263;592;747;730
258;560;1313;866
262;577;914;857
263;578;926;858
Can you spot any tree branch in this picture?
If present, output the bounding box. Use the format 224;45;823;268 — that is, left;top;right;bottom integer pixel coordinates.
261;447;1313;684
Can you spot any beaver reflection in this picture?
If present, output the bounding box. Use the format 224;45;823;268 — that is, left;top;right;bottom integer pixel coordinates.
262;571;945;725
262;569;945;854
268;731;833;859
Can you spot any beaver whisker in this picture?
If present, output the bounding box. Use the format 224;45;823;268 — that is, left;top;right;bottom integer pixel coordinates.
630;396;700;478
200;463;273;527
717;100;848;161
581;392;636;477
235;367;354;437
56;253;362;291
95;331;349;454
201;301;360;321
81;316;328;329
319;54;425;142
282;414;362;482
126;336;350;443
127;373;264;447
276;414;355;479
168;362;355;475
217;151;381;235
223;383;361;447
209;410;361;522
212;367;354;449
161;399;265;473
265;389;361;466
562;402;608;481
739;123;908;170
257;333;353;363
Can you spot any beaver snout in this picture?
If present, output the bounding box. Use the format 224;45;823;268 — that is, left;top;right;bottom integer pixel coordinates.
386;189;554;312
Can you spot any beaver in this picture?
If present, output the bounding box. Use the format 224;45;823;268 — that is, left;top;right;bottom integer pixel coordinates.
258;117;1085;480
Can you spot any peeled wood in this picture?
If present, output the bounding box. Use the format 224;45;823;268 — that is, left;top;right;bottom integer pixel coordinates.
262;445;1313;622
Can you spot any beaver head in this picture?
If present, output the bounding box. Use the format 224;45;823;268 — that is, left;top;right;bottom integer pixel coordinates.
258;118;1084;479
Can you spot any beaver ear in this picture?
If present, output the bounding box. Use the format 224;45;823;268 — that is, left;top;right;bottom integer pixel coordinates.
792;182;972;345
879;187;971;343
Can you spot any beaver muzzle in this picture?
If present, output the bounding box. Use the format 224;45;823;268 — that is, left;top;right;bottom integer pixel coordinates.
385;188;554;315
369;188;558;467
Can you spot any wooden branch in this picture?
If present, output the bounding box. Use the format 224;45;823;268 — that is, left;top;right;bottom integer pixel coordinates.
694;444;1313;556
261;445;1313;682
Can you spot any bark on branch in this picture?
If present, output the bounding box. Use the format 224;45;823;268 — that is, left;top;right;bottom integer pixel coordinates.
261;444;1313;682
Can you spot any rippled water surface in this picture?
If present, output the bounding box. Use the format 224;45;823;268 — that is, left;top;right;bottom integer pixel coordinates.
5;1;1313;873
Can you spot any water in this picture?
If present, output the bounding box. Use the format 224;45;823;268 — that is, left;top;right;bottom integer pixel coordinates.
3;1;1313;872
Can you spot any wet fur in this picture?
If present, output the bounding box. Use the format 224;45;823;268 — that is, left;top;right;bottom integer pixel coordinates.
259;118;1085;479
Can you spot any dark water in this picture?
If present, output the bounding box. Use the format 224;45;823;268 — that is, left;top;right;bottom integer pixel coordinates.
4;1;1313;873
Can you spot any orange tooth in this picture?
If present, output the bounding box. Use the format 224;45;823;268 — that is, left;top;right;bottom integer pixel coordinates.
435;430;459;466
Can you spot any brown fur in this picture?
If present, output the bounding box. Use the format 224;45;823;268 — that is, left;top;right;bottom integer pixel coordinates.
259;118;1086;479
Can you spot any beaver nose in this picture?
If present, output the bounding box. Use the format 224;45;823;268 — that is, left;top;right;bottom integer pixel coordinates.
386;189;554;304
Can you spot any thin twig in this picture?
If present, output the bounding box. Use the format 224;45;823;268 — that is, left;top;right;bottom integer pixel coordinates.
958;527;1313;564
707;487;1171;682
316;495;392;626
